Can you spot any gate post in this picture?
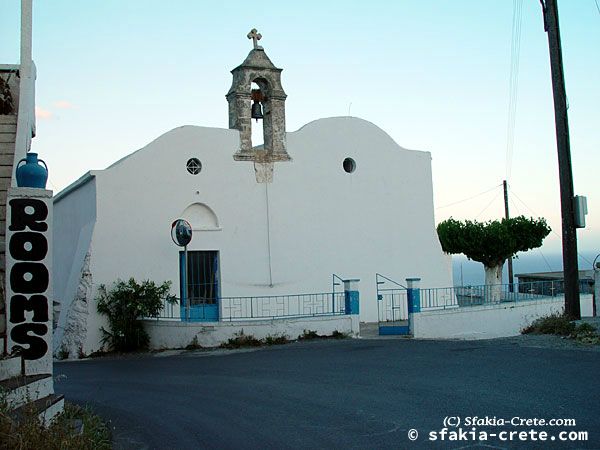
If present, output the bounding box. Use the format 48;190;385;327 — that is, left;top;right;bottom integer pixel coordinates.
594;263;599;317
344;279;360;335
406;277;421;335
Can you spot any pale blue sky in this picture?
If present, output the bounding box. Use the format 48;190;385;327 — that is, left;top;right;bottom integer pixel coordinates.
1;1;599;261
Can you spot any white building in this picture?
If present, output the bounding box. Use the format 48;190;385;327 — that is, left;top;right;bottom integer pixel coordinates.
53;40;452;356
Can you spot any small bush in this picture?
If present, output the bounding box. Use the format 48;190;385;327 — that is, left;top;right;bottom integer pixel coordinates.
97;278;175;352
220;331;262;349
573;322;596;335
298;330;320;340
571;323;600;344
264;334;290;346
331;330;349;339
522;314;600;345
297;329;348;340
522;313;575;336
185;336;203;350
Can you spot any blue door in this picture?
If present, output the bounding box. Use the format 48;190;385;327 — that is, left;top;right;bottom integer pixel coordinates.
179;250;219;321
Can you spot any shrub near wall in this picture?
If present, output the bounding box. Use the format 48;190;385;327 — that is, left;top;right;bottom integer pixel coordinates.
96;278;175;352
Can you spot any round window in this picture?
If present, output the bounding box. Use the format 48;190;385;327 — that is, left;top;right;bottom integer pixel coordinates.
343;157;356;173
186;158;202;175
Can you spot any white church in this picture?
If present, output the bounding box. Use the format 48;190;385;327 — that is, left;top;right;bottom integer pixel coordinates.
53;32;452;356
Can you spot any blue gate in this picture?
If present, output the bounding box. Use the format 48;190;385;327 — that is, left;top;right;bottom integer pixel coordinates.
376;273;410;335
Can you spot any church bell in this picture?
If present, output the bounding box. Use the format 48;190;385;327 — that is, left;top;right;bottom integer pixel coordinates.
251;100;263;121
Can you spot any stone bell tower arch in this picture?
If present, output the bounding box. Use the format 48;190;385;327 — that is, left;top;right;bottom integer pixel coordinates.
226;29;290;182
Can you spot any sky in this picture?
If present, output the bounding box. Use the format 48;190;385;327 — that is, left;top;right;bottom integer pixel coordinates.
1;0;599;268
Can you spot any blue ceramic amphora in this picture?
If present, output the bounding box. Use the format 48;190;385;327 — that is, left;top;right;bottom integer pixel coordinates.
16;152;48;188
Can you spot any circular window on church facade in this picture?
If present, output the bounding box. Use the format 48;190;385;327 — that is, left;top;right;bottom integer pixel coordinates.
343;158;356;173
186;158;202;175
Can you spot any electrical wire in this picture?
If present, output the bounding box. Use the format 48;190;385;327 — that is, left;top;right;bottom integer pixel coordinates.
475;190;503;219
436;184;502;209
509;186;593;265
537;248;556;271
505;0;524;182
509;196;558;271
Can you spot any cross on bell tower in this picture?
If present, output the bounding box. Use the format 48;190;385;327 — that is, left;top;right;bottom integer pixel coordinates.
247;28;262;49
226;29;291;183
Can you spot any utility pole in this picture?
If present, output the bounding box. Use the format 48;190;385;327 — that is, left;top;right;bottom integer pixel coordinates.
503;180;514;292
539;0;580;319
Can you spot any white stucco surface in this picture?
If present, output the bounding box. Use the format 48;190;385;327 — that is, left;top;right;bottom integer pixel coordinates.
144;314;358;349
53;176;96;348
53;117;452;355
412;294;594;340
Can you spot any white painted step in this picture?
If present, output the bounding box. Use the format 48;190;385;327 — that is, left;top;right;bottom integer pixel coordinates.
1;374;53;409
38;395;65;427
12;394;65;427
0;354;22;381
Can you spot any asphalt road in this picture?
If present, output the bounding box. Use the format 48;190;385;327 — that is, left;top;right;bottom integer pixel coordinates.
55;338;600;450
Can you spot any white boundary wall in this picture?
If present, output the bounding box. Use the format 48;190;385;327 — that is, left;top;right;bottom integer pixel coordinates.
412;294;593;340
144;314;359;349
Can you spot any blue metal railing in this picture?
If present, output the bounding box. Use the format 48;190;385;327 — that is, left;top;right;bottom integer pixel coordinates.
419;280;564;311
221;291;345;321
152;291;347;322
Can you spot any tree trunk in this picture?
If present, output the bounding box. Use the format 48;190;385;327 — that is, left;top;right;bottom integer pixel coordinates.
484;262;504;303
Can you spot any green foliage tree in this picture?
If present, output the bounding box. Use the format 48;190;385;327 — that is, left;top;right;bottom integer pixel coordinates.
96;278;175;352
437;216;551;292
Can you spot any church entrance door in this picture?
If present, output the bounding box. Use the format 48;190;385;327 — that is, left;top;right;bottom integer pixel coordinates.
179;250;220;321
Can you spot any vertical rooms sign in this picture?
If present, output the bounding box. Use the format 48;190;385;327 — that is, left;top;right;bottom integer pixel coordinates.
6;188;53;374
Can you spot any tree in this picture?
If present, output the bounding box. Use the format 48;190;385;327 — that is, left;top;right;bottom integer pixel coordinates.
97;278;175;352
437;216;551;300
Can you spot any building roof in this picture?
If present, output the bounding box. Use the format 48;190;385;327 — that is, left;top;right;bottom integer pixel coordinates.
233;48;280;71
515;270;594;281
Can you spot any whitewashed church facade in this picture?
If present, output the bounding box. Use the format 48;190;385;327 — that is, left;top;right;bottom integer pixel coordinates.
53;36;452;356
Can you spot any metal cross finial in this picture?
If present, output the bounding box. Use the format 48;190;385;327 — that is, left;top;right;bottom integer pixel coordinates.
247;28;262;49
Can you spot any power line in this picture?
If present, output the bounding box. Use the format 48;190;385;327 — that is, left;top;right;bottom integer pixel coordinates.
537;248;556;271
508;187;540;216
510;194;555;271
475;190;502;219
436;184;502;209
595;0;600;15
509;186;593;265
505;0;524;182
508;196;522;216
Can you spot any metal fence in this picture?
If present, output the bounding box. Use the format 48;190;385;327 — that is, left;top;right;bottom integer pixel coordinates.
420;280;564;311
221;292;346;321
151;291;346;322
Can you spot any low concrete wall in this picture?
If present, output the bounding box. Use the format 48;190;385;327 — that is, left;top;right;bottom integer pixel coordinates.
413;294;593;340
143;315;359;350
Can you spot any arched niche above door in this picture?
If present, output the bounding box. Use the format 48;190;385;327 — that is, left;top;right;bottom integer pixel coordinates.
181;203;221;231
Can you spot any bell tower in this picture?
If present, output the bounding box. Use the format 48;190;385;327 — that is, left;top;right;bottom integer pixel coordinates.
226;29;290;182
